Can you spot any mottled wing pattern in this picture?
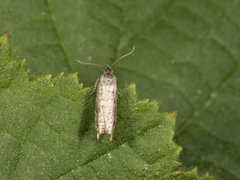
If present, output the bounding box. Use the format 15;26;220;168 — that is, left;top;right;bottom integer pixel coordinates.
95;74;117;141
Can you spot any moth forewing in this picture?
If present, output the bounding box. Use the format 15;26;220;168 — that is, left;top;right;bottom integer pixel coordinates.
95;67;118;141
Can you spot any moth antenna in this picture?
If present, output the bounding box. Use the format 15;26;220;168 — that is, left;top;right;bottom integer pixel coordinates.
111;46;135;68
76;60;104;68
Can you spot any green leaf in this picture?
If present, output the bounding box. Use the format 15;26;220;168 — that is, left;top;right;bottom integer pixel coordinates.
1;1;239;179
0;34;211;179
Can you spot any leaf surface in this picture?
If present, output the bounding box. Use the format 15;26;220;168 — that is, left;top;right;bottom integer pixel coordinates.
0;34;212;179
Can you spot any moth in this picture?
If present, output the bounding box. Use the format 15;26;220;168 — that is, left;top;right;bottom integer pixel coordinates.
76;47;135;141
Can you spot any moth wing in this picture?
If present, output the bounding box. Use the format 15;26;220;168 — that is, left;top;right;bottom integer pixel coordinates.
109;76;118;141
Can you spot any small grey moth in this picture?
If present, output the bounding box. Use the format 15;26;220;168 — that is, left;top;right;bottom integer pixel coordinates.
76;47;135;141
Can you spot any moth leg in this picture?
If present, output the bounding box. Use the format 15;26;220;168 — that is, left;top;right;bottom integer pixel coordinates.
89;78;100;96
117;90;124;96
97;131;100;139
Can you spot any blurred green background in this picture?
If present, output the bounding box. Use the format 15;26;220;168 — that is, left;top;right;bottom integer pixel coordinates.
1;0;240;179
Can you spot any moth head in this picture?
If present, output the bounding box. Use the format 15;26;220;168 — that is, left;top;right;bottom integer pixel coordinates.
104;66;113;75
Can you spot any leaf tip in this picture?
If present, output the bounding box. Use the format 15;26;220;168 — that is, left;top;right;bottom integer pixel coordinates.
3;32;7;37
178;167;186;172
22;58;26;65
1;32;9;44
172;111;177;117
129;82;137;90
